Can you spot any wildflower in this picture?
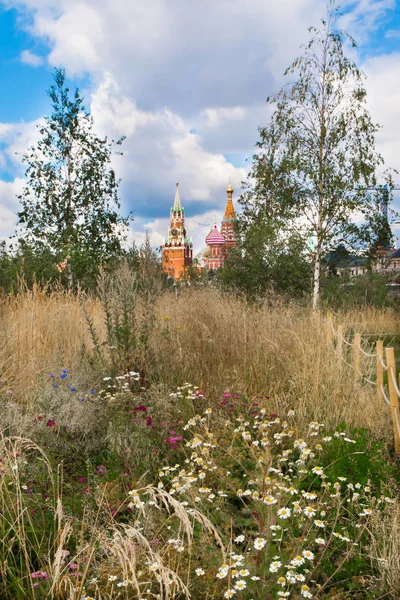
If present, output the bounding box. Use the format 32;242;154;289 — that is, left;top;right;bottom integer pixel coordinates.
302;550;314;561
108;575;118;581
263;495;277;505
301;584;312;598
290;555;305;567
239;569;249;577
277;507;291;519
314;519;325;528
216;565;229;579
315;538;326;545
195;568;205;576
269;561;282;573
46;419;56;427
277;576;286;586
303;506;316;518
235;580;246;590
302;492;317;500
224;590;236;598
254;537;267;550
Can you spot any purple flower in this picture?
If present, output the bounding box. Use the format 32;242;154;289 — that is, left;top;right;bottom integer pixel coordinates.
46;419;56;428
222;393;232;398
133;405;147;412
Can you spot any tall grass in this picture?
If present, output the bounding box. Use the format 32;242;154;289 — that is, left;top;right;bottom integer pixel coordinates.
0;285;395;438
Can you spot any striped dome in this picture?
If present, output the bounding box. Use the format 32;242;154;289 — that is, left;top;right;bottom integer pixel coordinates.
206;225;225;245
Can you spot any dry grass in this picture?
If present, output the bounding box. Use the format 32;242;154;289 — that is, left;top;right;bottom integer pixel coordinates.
0;285;395;438
370;500;400;598
0;285;104;399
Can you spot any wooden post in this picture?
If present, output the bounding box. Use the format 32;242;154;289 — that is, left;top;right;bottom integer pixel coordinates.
385;347;400;454
353;333;361;381
337;325;343;369
376;340;384;404
327;312;333;345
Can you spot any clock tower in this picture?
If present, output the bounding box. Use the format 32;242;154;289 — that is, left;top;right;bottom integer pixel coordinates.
162;183;193;278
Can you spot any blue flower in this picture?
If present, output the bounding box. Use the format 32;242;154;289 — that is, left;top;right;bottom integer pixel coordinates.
90;389;96;395
60;373;67;379
49;373;54;378
70;387;77;392
53;385;59;390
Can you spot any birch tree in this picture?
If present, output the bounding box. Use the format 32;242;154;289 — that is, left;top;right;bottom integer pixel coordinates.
17;69;128;264
241;0;387;308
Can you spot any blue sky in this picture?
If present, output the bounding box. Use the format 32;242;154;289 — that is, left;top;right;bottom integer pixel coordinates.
1;0;400;251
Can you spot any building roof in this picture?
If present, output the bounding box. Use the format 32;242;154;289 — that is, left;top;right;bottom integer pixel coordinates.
206;224;225;245
391;248;400;259
173;183;181;211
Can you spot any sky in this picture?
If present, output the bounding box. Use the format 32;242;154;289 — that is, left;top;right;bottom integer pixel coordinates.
1;0;400;253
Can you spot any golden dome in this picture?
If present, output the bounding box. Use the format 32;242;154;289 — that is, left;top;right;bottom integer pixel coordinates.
227;183;234;193
203;247;211;257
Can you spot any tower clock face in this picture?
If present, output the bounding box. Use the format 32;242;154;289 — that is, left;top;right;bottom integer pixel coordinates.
171;228;179;237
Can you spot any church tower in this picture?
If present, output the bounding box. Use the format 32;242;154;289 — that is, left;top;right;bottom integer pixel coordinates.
221;183;236;259
162;183;193;279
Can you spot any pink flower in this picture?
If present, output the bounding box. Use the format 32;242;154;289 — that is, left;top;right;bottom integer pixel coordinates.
69;562;79;570
96;465;107;476
76;477;86;483
133;405;147;412
164;435;183;450
46;419;56;427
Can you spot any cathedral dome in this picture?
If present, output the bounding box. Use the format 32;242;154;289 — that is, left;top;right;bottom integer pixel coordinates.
206;224;225;245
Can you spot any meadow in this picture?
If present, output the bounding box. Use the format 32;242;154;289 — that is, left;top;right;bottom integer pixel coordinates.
0;271;399;599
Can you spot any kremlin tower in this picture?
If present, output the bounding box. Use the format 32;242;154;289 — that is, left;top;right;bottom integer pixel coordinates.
221;183;236;258
203;183;237;271
162;184;193;279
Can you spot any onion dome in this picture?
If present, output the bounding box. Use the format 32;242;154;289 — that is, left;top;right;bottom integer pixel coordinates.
203;247;211;257
206;224;225;245
227;183;234;193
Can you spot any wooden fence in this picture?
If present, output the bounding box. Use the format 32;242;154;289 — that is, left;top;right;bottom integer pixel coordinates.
326;313;400;453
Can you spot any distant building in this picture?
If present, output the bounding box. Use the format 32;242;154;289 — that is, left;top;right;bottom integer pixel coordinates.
328;245;400;277
195;183;237;271
161;183;193;279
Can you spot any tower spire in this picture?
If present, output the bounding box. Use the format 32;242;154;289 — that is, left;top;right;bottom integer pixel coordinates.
224;182;235;219
173;183;182;211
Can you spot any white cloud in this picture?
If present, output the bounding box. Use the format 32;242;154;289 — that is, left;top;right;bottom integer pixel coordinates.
20;49;44;67
1;0;399;252
363;52;400;175
0;179;24;238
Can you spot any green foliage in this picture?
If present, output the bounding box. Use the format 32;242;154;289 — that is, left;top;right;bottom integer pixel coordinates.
16;68;130;286
321;271;395;309
219;214;312;299
240;0;391;307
